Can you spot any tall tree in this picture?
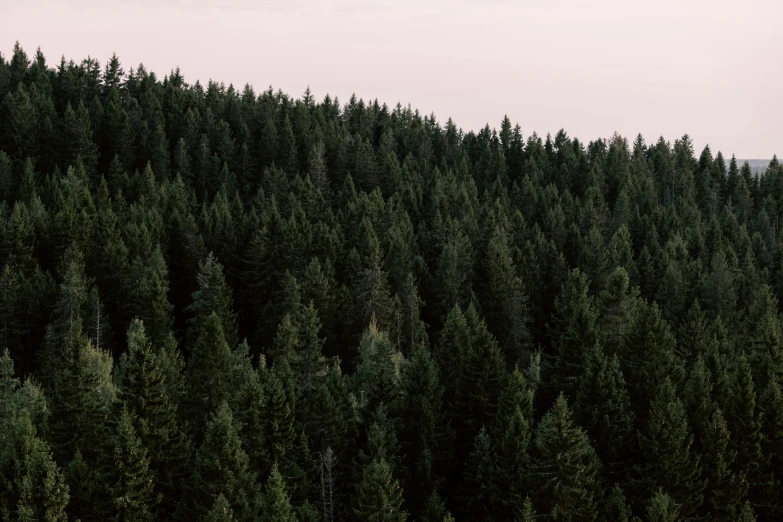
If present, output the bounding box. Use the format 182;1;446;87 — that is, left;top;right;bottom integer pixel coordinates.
530;394;600;521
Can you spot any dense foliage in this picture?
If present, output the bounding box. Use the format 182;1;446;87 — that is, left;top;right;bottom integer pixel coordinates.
0;43;782;521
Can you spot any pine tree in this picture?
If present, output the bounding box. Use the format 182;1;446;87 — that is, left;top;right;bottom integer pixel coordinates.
452;305;506;456
701;407;743;517
575;343;634;483
14;434;70;521
187;402;260;522
645;489;679;522
433;305;469;412
261;465;297;522
1;404;69;522
96;407;156;522
724;352;772;514
207;494;235;522
459;426;494;520
738;501;757;522
622;301;683;414
482;224;531;364
397;343;445;513
117;319;187;514
353;458;407;522
272;302;327;410
260;363;296;476
184;313;233;433
598;267;638;357
353;321;402;419
759;375;783;518
548;268;599;399
491;401;531;520
187;252;238;350
638;378;704;517
48;320;116;464
530;394;600;521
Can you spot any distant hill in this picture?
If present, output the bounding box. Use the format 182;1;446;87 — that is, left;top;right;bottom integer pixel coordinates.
737;159;771;175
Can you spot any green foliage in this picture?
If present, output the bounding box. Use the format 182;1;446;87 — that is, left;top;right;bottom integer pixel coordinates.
638;378;704;517
353;458;407;522
95;407;156;522
187;402;260;522
261;465;297;522
530;394;600;521
1;44;782;520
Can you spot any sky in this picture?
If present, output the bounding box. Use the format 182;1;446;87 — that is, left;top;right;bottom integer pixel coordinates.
3;0;782;159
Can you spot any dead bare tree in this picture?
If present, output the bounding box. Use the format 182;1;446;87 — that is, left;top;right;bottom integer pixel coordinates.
320;447;336;522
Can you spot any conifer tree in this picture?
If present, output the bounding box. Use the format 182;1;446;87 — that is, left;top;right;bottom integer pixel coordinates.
184;312;233;433
576;343;634;483
724;352;772;514
48;320;115;464
260;363;296;476
530;394;600;521
353;320;402;419
459;426;494;520
353;457;407;522
95;407;156;522
187;402;260;522
187;252;238;350
700;407;743;517
261;465;297;522
548;268;599;399
117;319;187;514
0;376;69;522
638;378;704;517
272;301;327;410
645;489;679;522
452;305;506;456
397;342;445;512
207;494;235;522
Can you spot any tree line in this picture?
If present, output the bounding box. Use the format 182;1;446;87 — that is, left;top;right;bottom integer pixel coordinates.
0;42;782;521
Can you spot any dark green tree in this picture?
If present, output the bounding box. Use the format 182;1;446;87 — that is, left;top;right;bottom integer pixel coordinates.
530;394;600;521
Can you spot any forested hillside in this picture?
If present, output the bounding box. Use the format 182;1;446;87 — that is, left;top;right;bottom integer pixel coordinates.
1;43;782;522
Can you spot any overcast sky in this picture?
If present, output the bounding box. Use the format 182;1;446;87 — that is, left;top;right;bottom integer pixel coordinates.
3;0;781;159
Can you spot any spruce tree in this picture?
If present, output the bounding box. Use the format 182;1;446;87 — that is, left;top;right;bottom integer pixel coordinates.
452;305;506;456
117;319;187;514
638;378;704;517
548;268;599;400
645;489;679;522
184;312;233;433
187;252;238;350
95;407;156;522
261;465;297;522
575;343;634;483
530;394;600;521
187;402;260;522
353;458;407;522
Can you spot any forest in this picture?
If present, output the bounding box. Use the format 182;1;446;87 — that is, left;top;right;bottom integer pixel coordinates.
0;42;782;522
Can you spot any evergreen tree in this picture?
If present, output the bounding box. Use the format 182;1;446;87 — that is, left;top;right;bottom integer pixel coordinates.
724;352;772;514
117;319;187;514
206;494;235;522
187;252;238;350
353;458;407;522
530;394;600;521
548;268;599;399
452;305;506;456
95;407;156;522
638;378;704;517
645;489;679;522
575;343;634;483
186;402;260;522
184;312;233;433
261;465;297;522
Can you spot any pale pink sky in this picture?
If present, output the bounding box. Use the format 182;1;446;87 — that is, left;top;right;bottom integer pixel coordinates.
4;0;782;158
